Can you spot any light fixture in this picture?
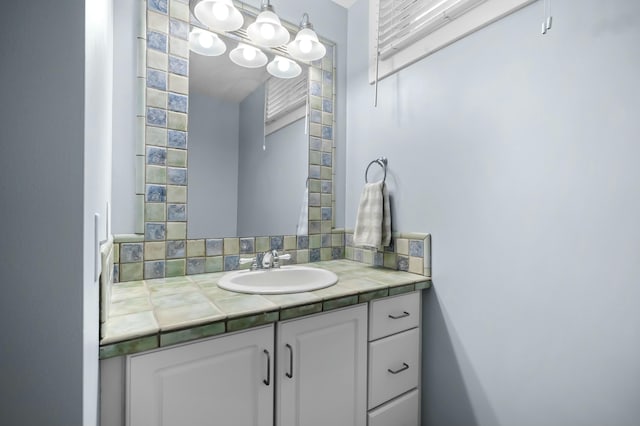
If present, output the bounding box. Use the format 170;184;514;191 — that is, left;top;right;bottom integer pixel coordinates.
192;0;244;32
267;55;302;79
229;43;268;68
247;0;290;48
288;13;326;62
189;28;226;56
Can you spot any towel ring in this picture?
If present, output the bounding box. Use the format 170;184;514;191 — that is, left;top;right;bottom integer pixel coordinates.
365;157;388;183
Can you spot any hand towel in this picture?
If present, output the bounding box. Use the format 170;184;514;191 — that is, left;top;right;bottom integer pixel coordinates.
353;181;391;248
296;186;308;236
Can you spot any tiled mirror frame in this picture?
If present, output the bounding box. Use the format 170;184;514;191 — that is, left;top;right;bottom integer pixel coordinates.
115;0;341;282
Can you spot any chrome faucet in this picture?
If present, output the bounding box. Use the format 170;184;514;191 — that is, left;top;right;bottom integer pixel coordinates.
240;250;292;270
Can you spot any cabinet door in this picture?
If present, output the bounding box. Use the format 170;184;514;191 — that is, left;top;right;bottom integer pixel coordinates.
276;304;367;426
127;325;274;426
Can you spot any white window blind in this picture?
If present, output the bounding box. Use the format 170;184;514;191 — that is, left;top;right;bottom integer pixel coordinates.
265;73;308;135
370;0;535;82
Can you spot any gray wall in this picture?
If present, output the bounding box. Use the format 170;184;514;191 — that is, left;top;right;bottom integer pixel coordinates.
237;85;308;236
111;0;139;234
0;0;112;424
346;0;640;425
188;92;240;238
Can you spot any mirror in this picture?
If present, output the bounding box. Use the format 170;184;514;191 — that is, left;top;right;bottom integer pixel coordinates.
187;49;308;238
141;0;337;261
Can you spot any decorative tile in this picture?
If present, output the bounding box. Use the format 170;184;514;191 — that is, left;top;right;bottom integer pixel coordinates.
167;203;186;221
167;148;187;167
151;291;209;309
358;288;389;303
332;247;344;259
160;321;225;347
270;236;283;250
109;296;152;317
389;284;415;296
99;335;158;359
146;146;166;165
213;295;277;319
167;129;187;148
101;311;157;344
167;167;187;185
147;88;167;108
168;111;187;130
168;56;188;76
146;107;167;126
165;258;186;277
167;185;187;203
145;242;166;260
144;261;165;279
120;243;143;263
239;238;254;254
168;92;188;113
205;256;223;273
224;255;239;271
409;240;424;257
146;165;166;183
145;223;166;241
322;125;332;140
226;311;279;333
148;0;168;14
310;248;321;262
155;302;225;332
145;184;166;202
321;207;332;220
264;292;320;309
322;98;333;113
147;31;167;52
166;240;186;258
147;126;167;147
187;239;205;257
255;237;270;252
323;295;358;311
310;81;321;96
297;235;309;249
395;238;409;255
279;302;323;321
166;222;187;240
284;236;297;251
169;18;189;40
186;258;205;275
223;238;239;255
397;255;409;272
409;256;422;274
206;239;223;256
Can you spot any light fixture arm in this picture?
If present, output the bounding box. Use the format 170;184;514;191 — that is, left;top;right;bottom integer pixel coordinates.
299;13;313;30
260;0;274;12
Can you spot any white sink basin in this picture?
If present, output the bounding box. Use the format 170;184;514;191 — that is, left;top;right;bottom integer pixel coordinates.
218;266;338;294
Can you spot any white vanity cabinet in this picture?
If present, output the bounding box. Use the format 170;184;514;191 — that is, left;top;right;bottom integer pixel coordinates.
126;325;274;426
276;304;368;426
367;291;422;426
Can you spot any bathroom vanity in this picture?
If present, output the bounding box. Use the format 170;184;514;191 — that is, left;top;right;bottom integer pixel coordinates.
100;260;430;426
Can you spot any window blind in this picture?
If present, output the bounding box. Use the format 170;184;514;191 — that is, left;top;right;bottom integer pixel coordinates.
265;73;308;125
377;0;487;58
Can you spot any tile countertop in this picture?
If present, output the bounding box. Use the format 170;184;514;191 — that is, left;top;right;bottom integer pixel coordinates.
100;260;432;359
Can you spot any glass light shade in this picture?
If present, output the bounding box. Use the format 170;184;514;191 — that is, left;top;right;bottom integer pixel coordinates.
193;0;244;32
229;43;268;68
267;56;302;79
189;28;226;56
288;28;326;61
247;10;290;47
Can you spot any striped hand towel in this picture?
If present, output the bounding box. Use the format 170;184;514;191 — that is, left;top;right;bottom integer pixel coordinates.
353;181;391;249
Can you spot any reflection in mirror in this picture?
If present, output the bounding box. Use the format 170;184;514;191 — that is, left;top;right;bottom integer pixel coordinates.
187;49;309;238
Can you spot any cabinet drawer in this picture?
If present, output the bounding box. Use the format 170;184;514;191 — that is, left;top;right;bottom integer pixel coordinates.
368;328;419;409
369;291;420;341
368;389;419;426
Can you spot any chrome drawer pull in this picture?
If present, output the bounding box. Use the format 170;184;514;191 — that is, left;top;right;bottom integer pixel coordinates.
388;311;410;320
263;349;271;386
285;343;293;379
388;363;409;375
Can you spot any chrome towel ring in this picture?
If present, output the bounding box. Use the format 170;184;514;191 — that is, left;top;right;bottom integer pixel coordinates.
365;157;388;183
